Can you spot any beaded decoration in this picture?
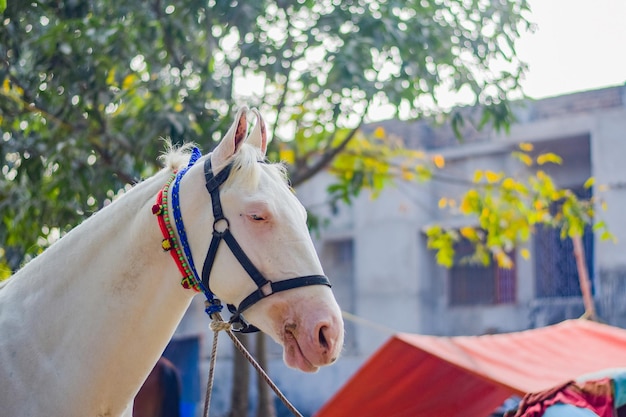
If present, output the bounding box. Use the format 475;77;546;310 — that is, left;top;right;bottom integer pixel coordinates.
152;148;224;317
152;173;201;292
170;148;203;289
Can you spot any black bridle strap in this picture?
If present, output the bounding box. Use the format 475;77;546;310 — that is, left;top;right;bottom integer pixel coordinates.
236;275;331;314
228;274;330;333
201;156;231;294
205;161;232;218
200;156;331;332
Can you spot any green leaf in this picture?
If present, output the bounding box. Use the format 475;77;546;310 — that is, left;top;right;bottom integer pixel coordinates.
600;230;615;242
592;220;606;231
0;0;6;14
451;111;464;141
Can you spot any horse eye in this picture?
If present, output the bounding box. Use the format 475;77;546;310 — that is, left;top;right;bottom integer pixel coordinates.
250;214;265;221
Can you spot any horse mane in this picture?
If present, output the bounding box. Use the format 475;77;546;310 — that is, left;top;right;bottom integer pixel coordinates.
158;141;288;193
225;144;289;193
158;140;200;172
0;142;289;291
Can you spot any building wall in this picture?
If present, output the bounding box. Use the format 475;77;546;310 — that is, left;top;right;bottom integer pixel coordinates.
296;86;626;413
173;86;626;416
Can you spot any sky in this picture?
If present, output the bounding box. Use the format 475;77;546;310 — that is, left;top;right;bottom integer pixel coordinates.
238;1;626;124
517;0;626;99
367;0;626;120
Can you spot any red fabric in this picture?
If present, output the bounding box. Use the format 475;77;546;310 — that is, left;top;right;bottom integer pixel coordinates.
315;320;626;417
506;378;614;417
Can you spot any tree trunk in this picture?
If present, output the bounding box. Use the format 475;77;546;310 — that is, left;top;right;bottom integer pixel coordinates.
229;333;250;417
256;333;276;417
572;235;597;320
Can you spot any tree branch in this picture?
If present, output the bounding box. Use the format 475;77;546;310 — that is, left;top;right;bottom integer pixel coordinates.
290;120;362;187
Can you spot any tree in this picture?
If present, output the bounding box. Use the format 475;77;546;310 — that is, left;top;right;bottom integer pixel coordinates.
425;142;614;318
0;0;531;268
426;143;613;266
0;0;532;415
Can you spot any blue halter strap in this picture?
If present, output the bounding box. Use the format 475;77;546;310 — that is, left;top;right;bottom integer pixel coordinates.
169;147;223;316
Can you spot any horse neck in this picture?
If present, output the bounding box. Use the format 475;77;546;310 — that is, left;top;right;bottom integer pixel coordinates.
0;169;196;416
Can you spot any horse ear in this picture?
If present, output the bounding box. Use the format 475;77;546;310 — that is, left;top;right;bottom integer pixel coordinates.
211;106;249;167
247;108;268;156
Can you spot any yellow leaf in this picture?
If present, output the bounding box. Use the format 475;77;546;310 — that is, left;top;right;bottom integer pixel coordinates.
583;177;595;189
400;168;415;181
409;150;426;160
519;142;533;151
473;170;483;183
279;148;295;165
495;251;513;269
602;201;608;211
438;197;447;208
460;198;471;214
536;153;562;165
373;126;385;139
122;73;138;90
513;151;533;166
485;170;502;183
534;209;548;223
106;68;116;86
460;226;477;240
460;189;480;214
415;165;432;181
432;154;445;168
521;248;530;260
551;191;563;200
174;103;183;112
502;178;516;190
2;79;24;97
0;261;12;281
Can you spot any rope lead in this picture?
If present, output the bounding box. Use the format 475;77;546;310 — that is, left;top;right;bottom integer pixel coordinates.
203;304;303;417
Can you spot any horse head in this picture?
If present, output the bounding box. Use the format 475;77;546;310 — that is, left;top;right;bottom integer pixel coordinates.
178;107;344;372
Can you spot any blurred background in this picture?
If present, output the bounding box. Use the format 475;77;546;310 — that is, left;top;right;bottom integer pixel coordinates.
1;1;625;416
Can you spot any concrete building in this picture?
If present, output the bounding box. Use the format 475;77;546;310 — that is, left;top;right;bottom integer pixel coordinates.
169;85;626;416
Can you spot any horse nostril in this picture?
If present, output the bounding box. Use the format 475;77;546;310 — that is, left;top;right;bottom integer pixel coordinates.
318;325;329;350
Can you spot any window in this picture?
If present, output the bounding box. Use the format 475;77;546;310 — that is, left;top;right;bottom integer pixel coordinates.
534;187;594;298
535;225;593;298
448;238;516;306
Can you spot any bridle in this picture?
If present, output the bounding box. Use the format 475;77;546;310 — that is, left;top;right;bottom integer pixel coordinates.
153;148;331;332
201;156;331;331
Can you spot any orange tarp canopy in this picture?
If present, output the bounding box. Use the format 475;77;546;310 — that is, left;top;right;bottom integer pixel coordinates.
315;320;626;417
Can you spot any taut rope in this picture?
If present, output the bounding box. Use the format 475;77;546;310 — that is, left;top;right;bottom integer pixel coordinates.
203;306;304;417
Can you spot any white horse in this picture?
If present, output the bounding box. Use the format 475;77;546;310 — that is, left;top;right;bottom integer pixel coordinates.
0;107;344;417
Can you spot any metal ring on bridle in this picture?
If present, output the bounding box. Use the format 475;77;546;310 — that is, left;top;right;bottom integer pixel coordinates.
213;218;230;235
